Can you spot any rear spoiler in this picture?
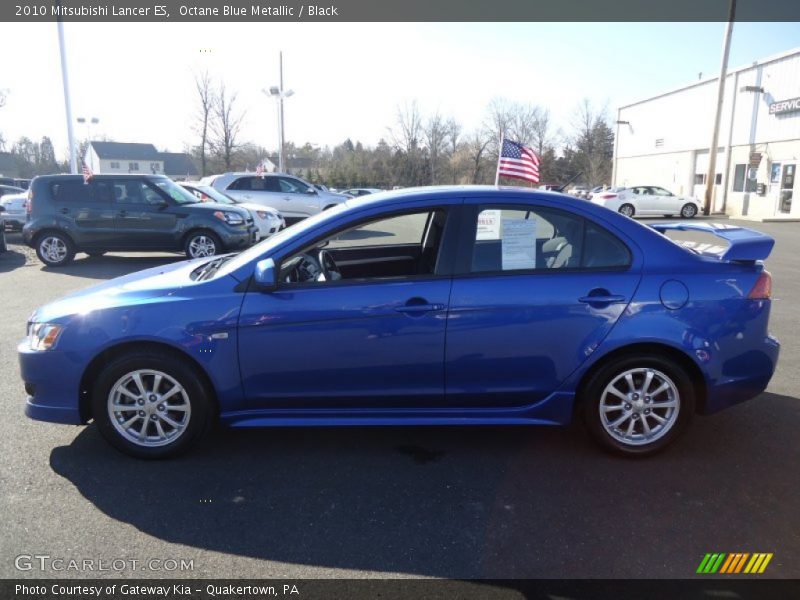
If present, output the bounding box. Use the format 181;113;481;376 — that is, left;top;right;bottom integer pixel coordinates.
649;222;774;263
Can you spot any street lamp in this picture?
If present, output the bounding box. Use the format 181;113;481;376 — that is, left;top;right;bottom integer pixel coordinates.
75;117;99;170
262;51;294;173
76;116;100;140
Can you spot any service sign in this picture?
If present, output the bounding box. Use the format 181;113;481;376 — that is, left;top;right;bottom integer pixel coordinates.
769;97;800;115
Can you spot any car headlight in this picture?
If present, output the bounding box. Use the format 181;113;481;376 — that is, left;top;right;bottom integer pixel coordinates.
213;211;244;225
28;323;63;351
256;211;271;219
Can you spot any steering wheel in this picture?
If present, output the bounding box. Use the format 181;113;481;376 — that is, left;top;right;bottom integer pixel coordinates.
318;249;342;281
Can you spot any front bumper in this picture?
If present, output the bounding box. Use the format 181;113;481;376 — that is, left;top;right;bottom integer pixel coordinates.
218;225;257;250
19;340;85;425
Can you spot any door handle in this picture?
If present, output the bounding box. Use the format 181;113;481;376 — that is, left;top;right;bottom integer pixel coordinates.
579;292;626;304
118;210;127;217
395;302;445;314
60;207;69;214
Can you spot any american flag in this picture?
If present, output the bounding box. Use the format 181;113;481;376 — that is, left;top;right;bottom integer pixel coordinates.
497;138;540;184
82;161;93;184
255;162;264;177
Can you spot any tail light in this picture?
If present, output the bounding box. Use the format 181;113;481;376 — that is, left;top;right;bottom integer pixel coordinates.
598;193;618;200
26;189;33;215
748;270;772;299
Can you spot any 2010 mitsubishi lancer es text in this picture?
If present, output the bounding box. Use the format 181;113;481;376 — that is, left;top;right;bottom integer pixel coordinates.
18;186;779;458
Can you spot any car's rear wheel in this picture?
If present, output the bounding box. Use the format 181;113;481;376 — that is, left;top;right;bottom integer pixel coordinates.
92;351;213;459
184;230;222;259
618;203;635;217
35;231;75;267
681;203;698;218
582;354;694;456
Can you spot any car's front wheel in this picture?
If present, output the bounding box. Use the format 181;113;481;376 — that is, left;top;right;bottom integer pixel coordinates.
35;231;75;267
681;203;698;218
582;353;695;456
92;350;213;459
184;230;222;259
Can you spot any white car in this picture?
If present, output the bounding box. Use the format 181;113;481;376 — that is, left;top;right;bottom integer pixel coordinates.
0;192;28;230
201;172;349;223
568;185;589;199
591;186;702;218
179;183;285;240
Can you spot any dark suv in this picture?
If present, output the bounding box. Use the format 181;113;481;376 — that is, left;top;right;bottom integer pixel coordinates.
24;174;256;267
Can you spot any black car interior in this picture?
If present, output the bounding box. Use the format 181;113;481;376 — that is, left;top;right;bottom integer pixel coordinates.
281;210;447;284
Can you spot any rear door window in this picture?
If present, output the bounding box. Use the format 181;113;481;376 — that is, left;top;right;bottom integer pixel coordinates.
50;180;113;204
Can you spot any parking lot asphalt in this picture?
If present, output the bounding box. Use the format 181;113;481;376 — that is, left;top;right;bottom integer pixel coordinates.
0;219;799;580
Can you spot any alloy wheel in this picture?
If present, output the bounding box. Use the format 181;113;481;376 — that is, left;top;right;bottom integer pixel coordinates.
598;367;680;446
107;369;192;448
188;235;217;258
40;236;68;263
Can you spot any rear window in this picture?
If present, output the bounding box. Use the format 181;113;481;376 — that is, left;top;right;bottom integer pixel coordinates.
49;180;114;203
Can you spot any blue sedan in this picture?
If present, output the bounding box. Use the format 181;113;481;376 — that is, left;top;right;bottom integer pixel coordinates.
19;186;779;458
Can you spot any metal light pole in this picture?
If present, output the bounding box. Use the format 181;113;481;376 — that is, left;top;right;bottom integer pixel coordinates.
56;10;77;174
703;0;736;216
262;51;294;173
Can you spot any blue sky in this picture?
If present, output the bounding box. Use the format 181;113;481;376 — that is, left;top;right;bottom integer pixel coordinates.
0;21;798;161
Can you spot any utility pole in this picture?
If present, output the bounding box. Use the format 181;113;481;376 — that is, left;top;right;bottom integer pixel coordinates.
56;7;78;174
278;51;285;173
703;0;736;216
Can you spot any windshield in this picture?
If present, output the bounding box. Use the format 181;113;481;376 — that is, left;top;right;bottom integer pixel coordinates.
217;202;351;278
152;178;202;205
189;185;236;205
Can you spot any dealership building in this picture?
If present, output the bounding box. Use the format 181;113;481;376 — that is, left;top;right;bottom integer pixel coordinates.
613;47;800;221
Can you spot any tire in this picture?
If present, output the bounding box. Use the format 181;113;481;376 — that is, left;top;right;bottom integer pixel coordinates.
681;203;698;218
91;350;213;459
582;353;695;457
322;204;337;211
184;230;222;259
0;230;6;253
35;231;75;267
86;250;106;257
618;204;635;217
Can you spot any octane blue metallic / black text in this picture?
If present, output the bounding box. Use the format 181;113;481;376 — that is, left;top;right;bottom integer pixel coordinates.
19;187;779;458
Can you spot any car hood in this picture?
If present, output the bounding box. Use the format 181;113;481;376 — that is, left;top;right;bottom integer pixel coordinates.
237;202;281;216
182;201;250;217
30;258;213;323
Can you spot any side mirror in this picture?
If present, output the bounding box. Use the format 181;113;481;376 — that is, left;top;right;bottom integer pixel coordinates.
306;188;318;195
253;258;277;291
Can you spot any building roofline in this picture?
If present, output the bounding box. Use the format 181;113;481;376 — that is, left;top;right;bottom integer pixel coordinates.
618;46;800;111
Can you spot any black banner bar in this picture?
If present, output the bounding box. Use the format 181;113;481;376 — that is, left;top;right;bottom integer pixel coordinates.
3;579;800;600
3;0;800;22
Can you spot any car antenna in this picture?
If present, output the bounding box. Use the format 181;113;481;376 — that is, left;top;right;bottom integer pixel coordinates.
556;171;583;193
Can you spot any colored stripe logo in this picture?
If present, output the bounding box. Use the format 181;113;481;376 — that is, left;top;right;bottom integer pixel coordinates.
697;553;773;574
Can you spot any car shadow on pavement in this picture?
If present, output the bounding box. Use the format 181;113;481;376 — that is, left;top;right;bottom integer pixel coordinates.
49;392;800;578
0;248;27;273
41;254;183;280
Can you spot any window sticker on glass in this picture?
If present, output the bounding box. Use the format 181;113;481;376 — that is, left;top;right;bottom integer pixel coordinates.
477;209;502;240
501;217;537;270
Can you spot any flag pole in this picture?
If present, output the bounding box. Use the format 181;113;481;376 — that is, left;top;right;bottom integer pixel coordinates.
494;133;504;186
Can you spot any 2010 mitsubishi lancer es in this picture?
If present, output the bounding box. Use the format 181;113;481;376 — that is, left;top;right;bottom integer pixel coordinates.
19;186;779;458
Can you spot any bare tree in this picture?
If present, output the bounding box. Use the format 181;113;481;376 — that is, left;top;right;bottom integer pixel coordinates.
423;112;447;185
193;71;214;176
389;101;425;185
466;130;491;184
211;82;245;171
445;117;462;183
572;98;613;186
